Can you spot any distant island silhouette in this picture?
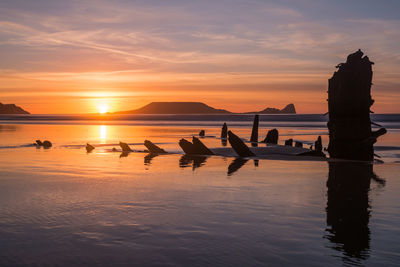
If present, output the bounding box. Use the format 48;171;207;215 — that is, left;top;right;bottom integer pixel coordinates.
245;104;296;114
0;102;30;114
113;102;296;114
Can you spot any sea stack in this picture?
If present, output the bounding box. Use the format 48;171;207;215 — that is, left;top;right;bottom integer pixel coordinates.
327;50;386;161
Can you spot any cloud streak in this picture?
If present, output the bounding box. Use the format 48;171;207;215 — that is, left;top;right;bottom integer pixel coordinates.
0;0;399;113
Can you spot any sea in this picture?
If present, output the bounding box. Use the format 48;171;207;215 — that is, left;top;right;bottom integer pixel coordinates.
0;114;399;266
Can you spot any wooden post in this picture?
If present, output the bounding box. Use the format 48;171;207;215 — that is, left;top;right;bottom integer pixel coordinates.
192;137;214;155
228;131;255;157
250;114;259;147
86;143;95;152
119;141;132;152
144;140;166;154
221;123;228;139
262;129;279;144
327;49;385;161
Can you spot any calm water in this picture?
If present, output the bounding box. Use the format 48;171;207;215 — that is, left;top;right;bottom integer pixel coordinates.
0;115;399;266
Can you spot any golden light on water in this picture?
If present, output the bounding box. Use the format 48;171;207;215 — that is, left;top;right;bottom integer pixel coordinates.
99;125;107;143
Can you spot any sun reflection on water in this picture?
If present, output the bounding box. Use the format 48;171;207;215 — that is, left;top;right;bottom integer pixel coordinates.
99;125;107;143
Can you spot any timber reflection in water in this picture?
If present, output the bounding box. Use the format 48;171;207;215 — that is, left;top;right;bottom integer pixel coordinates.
178;155;258;176
179;155;208;170
227;158;248;176
227;158;258;176
325;161;385;263
144;153;159;165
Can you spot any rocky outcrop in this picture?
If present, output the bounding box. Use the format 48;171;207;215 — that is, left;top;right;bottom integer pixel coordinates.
0;102;30;114
115;102;231;114
113;102;296;114
257;104;296;114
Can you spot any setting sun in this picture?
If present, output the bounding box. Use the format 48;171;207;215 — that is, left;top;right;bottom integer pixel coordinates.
98;103;109;114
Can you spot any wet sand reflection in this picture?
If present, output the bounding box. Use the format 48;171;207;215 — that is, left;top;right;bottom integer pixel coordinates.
325;161;385;264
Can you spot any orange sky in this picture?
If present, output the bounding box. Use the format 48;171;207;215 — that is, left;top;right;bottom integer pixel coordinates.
1;1;399;114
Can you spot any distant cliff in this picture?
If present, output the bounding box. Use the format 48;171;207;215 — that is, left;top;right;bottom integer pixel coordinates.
0;102;30;114
114;102;296;114
114;102;231;114
258;104;296;114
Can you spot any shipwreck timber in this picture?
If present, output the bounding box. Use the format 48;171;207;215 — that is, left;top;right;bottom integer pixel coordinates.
327;49;386;161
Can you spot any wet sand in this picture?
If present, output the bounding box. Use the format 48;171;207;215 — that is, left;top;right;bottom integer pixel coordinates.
0;123;399;266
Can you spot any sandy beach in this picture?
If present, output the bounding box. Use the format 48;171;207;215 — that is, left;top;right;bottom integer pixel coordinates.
0;117;399;266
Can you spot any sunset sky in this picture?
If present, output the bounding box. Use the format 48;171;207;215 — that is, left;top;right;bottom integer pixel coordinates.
0;0;399;114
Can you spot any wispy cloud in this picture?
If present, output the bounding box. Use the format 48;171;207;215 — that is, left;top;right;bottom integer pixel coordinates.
0;0;399;113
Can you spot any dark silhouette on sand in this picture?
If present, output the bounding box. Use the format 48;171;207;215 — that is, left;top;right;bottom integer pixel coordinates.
250;115;259;147
221;123;228;139
113;102;297;114
298;136;326;157
284;139;293;146
0;102;29;114
86;143;95;153
119;142;133;153
35;140;52;149
144;140;166;154
178;137;214;155
328;49;386;161
262;129;279;144
228;131;255;157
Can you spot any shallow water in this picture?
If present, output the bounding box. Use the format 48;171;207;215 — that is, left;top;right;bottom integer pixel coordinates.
0;117;399;266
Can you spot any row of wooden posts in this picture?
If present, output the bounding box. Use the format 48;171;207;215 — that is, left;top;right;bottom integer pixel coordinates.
85;115;325;158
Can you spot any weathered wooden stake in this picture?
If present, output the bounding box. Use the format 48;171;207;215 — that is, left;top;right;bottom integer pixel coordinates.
221;123;228;139
192;137;214;155
144;140;166;154
327;49;386;161
262;129;279;144
228;131;255;157
250;115;259;147
86;143;95;152
119;141;132;152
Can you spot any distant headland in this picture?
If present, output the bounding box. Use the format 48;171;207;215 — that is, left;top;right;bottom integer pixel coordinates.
0;102;30;114
113;102;296;114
